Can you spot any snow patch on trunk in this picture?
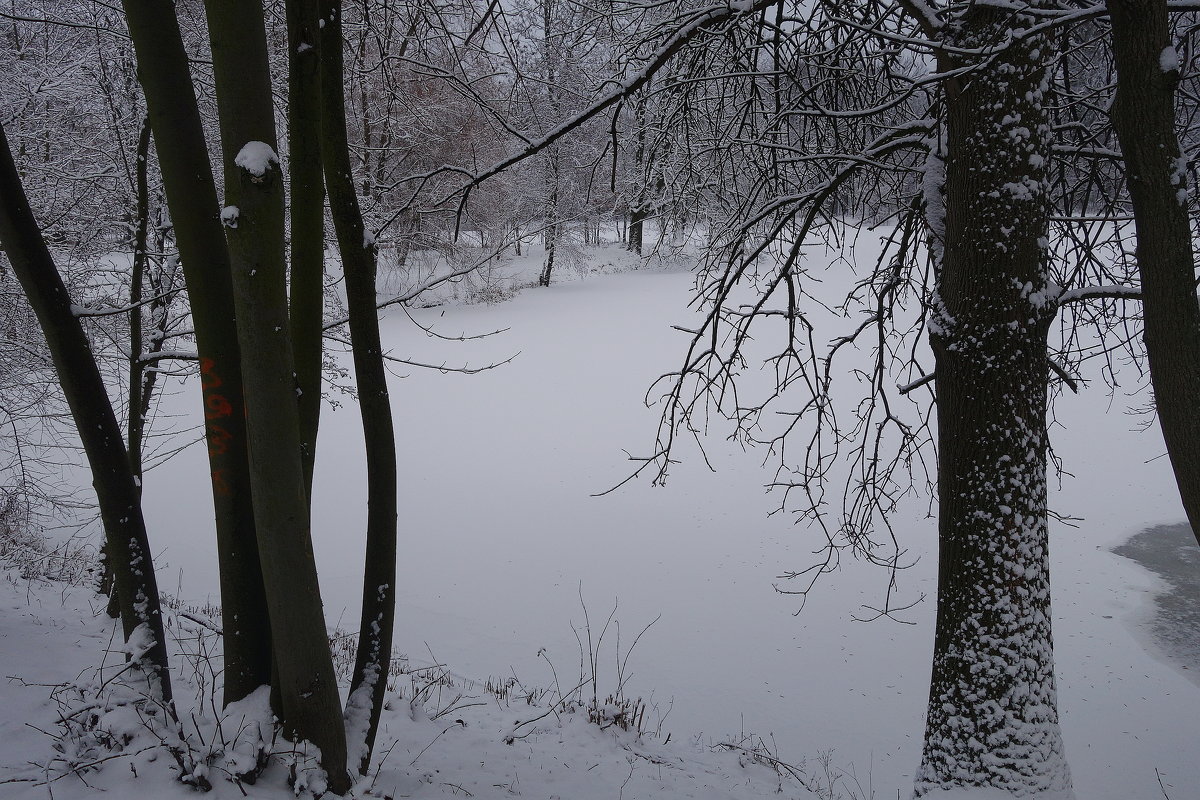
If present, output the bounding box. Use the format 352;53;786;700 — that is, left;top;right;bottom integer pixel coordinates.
234;141;279;177
1160;45;1180;73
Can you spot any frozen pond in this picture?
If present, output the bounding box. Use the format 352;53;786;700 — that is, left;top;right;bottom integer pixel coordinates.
128;260;1200;799
1113;523;1200;685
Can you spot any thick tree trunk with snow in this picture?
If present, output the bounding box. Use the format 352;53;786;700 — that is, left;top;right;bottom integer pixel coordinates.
287;0;326;500
917;4;1071;795
0;122;173;706
203;2;349;791
320;0;399;773
1107;0;1200;549
120;0;272;706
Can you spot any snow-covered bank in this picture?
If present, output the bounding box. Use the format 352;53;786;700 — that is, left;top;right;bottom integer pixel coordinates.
0;567;833;799
4;243;1199;799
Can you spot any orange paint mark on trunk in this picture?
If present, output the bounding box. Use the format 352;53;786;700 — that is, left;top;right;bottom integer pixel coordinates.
200;357;223;390
206;393;233;420
207;423;232;456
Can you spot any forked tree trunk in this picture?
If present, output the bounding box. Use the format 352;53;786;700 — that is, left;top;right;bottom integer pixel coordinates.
202;1;350;791
1107;0;1200;549
320;0;399;774
121;0;272;706
0;122;173;706
287;0;326;500
917;4;1071;795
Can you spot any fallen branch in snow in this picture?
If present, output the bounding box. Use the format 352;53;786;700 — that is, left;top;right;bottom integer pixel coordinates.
713;740;807;783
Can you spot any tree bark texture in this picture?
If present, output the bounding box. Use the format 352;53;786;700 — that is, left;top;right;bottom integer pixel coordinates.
916;5;1071;795
121;0;272;706
202;1;350;791
0;122;174;706
287;0;327;500
320;0;399;774
1107;0;1200;549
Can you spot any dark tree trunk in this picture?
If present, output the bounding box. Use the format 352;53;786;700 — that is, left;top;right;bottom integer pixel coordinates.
0;122;174;706
538;0;559;288
540;152;559;287
628;207;645;256
121;0;272;706
202;2;350;791
287;0;326;500
320;0;399;774
628;91;648;256
916;4;1070;795
1107;0;1200;549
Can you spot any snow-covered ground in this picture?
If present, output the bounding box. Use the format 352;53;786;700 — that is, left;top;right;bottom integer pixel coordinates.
3;237;1198;799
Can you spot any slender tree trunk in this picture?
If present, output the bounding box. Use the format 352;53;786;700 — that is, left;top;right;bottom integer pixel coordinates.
538;0;560;287
916;4;1071;795
202;2;349;791
1107;0;1200;548
628;91;648;256
540;152;559;287
103;115;155;618
135;223;172;482
320;0;399;774
288;0;326;501
121;0;272;706
127;117;151;485
0;122;173;706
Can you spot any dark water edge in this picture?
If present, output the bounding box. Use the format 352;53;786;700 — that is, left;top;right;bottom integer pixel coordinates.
1112;523;1200;685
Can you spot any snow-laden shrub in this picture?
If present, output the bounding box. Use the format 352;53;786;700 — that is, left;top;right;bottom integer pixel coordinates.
31;624;278;794
0;490;97;584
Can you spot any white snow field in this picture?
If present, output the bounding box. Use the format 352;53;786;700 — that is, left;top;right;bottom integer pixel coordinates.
2;238;1199;799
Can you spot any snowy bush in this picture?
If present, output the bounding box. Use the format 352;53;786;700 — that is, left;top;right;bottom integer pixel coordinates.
0;491;97;584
